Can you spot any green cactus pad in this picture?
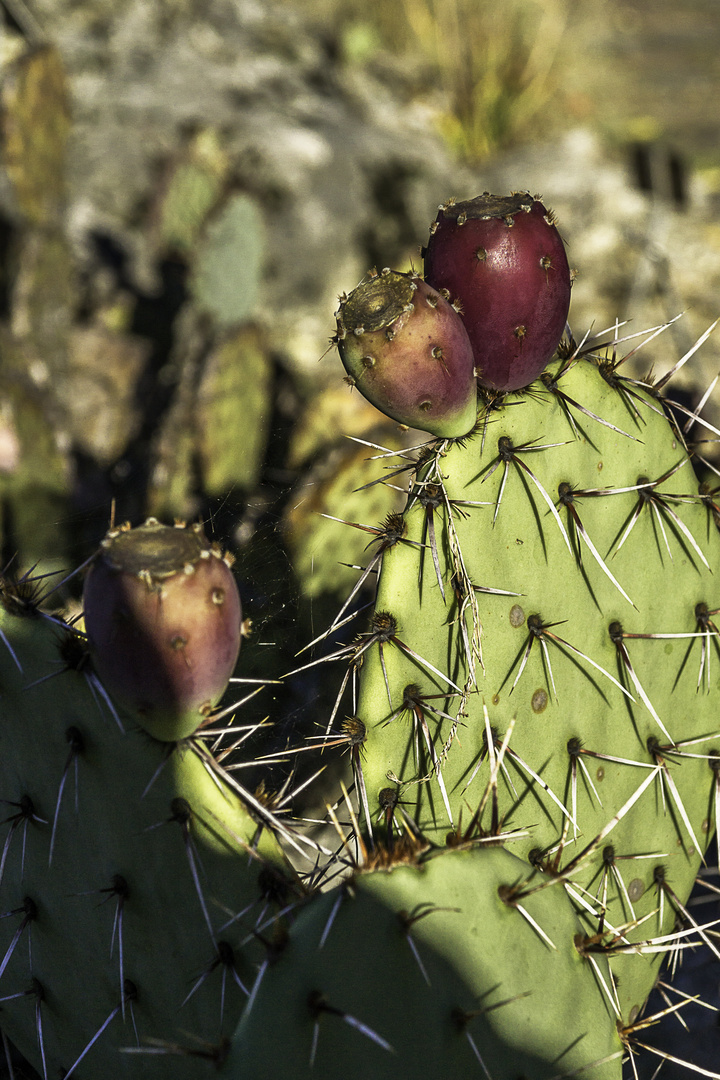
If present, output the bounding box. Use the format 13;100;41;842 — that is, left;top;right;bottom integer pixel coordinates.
1;44;71;225
190;193;265;329
224;843;624;1079
0;589;297;1078
0;348;72;570
156;129;229;255
285;435;407;601
196;327;273;496
349;353;720;1024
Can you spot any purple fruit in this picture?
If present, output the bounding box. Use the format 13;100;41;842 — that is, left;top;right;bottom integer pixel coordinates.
82;519;242;741
335;269;477;438
423;192;571;393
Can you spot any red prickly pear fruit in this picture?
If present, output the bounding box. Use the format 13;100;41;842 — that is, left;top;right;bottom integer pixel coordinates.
82;518;242;741
423;192;571;393
335;269;477;438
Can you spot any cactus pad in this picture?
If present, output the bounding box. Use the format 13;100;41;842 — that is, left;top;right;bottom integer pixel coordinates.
0;576;298;1079
350;345;720;1026
224;843;624;1079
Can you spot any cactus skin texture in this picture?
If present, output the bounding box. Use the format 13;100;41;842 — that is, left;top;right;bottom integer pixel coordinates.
423;192;571;391
335;268;478;438
0;192;718;1080
83;519;242;741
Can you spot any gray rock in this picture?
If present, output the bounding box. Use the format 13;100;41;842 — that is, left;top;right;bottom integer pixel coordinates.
15;0;466;375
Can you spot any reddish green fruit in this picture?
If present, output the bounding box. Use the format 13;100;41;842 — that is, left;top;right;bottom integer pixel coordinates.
82;518;242;740
423;192;571;393
335;269;477;438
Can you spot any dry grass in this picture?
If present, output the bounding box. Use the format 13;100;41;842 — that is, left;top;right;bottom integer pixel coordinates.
288;0;579;163
398;0;572;162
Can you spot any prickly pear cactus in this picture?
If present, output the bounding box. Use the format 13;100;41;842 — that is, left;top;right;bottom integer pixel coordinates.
0;525;300;1079
0;188;718;1080
215;196;720;1080
251;196;717;1077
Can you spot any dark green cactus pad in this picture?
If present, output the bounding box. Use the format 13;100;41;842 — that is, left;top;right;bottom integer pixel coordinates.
0;587;298;1079
223;843;624;1079
349;353;720;1025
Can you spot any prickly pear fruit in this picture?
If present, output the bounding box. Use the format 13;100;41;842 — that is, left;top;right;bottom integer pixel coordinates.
82;519;242;741
423;193;571;392
335;269;477;438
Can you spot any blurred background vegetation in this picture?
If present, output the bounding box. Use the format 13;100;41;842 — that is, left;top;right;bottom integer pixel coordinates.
285;0;720;169
291;0;577;162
